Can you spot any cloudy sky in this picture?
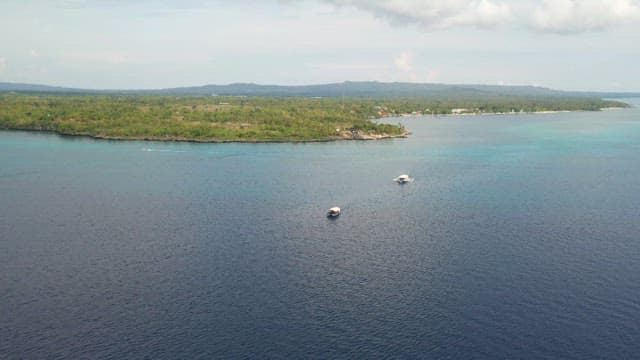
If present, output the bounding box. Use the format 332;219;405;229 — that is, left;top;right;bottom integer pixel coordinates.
0;0;639;91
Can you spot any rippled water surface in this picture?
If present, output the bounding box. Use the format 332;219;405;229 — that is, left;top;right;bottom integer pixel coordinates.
2;101;640;358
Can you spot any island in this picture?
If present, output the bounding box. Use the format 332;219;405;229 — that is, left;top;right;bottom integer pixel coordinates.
0;82;629;143
0;95;410;142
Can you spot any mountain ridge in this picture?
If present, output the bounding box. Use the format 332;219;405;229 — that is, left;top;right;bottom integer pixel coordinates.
1;81;638;99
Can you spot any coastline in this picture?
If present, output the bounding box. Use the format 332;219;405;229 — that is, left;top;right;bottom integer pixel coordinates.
0;127;410;144
1;93;627;144
389;106;629;118
2;105;628;144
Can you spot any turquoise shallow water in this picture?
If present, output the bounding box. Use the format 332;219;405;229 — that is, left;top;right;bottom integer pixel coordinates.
2;100;640;358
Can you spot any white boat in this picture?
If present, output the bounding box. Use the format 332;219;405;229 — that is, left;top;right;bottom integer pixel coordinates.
327;207;341;217
394;174;411;183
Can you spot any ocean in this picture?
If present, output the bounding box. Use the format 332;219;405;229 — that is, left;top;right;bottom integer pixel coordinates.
2;100;640;358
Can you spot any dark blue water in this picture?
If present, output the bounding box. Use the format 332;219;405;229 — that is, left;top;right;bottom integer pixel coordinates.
2;102;640;359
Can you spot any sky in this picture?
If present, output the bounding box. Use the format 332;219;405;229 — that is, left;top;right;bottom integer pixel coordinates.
0;0;639;91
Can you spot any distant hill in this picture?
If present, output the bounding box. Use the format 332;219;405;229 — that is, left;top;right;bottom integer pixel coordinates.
0;82;89;93
151;82;576;98
1;81;638;99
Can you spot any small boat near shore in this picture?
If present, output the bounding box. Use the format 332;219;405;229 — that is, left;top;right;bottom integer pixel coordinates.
327;207;341;217
394;174;412;184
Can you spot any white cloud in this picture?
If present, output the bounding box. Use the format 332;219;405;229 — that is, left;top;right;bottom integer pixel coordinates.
323;0;512;29
394;51;413;73
318;0;640;33
393;51;441;82
0;57;6;73
532;0;640;33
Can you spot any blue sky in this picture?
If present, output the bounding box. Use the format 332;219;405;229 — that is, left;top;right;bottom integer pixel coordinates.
1;0;639;91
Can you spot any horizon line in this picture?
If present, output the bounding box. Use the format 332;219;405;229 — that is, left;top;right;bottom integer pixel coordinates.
0;80;639;94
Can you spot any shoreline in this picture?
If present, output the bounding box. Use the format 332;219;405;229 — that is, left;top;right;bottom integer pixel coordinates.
387;106;629;118
1;106;628;145
1;93;626;145
0;127;410;144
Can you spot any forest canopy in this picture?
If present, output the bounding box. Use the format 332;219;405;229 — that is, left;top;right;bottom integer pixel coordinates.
0;94;627;142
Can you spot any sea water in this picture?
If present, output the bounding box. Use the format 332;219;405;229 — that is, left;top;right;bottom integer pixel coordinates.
2;100;640;358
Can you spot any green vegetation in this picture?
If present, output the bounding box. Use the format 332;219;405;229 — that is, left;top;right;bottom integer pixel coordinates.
367;96;628;115
0;94;627;142
0;95;407;142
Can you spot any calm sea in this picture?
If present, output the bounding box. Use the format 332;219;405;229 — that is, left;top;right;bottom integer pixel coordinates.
2;101;640;359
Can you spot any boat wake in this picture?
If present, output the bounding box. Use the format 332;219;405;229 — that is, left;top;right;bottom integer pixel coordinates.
142;148;188;153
